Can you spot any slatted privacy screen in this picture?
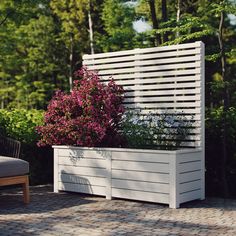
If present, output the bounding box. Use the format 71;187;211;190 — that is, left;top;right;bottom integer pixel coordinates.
83;41;205;149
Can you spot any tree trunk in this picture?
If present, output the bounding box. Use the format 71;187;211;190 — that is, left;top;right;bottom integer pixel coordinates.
176;0;182;38
88;10;94;54
69;34;73;91
148;0;161;46
161;0;168;43
218;10;229;198
88;0;94;54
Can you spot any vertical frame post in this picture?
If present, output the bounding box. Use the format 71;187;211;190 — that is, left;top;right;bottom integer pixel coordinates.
200;41;205;200
105;151;112;200
54;148;59;193
169;154;180;208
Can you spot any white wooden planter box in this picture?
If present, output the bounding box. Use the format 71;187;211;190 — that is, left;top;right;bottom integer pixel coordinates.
53;146;205;208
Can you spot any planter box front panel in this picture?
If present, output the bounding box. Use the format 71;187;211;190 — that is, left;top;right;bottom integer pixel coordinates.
56;147;108;196
111;151;171;205
54;146;204;208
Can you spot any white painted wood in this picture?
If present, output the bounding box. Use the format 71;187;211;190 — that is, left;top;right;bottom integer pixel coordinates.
125;88;201;96
54;147;204;208
97;62;200;75
84;48;200;62
54;148;59;193
112;160;169;173
179;180;201;193
200;41;205;200
179;161;201;173
60;173;106;186
59;182;106;196
179;189;202;204
58;148;109;159
179;171;201;183
100;69;201;80
179;152;201;163
83;41;201;60
111;151;170;163
87;55;201;70
58;157;107;168
58;165;107;178
112;179;169;194
112;169;169;183
106;152;112;200
112;188;169;204
169;154;179;208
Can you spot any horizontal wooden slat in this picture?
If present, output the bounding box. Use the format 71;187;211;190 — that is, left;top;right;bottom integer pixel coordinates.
112;179;169;193
112;160;169;173
125;88;201;96
60;173;106;186
83;42;201;60
179;171;201;183
179;189;202;204
179;180;201;193
116;82;201;91
178;152;202;163
97;62;200;75
112;169;169;183
100;69;201;80
84;48;200;63
112;188;169;204
179;161;201;173
58;157;106;168
111;151;170;163
85;49;201;66
124;95;200;103
58;148;111;159
125;102;200;109
59;182;106;196
87;55;201;70
58;165;107;177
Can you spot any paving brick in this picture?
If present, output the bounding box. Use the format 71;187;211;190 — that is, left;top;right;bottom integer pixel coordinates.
0;185;236;236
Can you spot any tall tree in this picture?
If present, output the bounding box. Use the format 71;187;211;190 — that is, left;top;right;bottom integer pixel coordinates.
148;0;161;45
99;0;137;52
161;0;168;42
50;0;90;90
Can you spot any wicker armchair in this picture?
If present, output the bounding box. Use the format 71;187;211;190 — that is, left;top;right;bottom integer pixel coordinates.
0;136;30;204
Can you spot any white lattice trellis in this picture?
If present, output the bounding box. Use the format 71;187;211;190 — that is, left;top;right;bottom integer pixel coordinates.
83;41;205;150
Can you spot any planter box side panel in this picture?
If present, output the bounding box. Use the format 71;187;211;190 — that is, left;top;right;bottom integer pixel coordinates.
111;151;170;204
57;148;108;196
178;151;204;204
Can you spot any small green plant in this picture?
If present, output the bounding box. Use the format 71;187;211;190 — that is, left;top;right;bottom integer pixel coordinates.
121;110;193;150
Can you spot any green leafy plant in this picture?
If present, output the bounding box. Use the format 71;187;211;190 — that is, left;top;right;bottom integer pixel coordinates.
121;110;193;150
0;109;44;143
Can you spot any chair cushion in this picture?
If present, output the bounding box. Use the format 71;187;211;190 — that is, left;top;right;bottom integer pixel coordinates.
0;156;29;178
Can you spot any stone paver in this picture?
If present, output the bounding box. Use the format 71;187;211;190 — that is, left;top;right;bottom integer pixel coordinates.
0;185;236;236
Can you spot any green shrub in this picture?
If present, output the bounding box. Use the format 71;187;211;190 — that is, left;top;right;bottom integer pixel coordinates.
0;109;44;143
0;109;52;185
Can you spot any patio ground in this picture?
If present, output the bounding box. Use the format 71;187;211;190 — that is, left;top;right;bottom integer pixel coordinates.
0;185;236;236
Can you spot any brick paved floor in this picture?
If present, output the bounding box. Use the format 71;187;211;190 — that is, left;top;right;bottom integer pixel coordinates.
0;185;236;236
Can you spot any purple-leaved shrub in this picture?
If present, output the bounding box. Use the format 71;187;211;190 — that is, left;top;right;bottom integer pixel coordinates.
36;67;125;147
